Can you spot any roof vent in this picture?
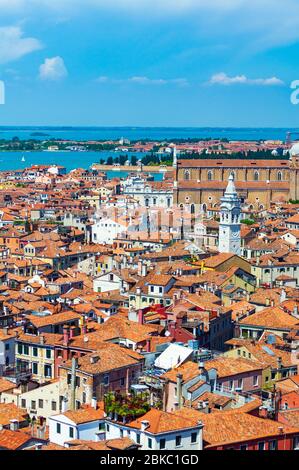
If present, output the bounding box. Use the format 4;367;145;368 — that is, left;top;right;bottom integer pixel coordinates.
90;354;100;364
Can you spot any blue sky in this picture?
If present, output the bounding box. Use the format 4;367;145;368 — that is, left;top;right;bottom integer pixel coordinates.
0;0;299;127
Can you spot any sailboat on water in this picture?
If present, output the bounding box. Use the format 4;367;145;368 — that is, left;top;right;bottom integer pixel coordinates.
21;155;25;162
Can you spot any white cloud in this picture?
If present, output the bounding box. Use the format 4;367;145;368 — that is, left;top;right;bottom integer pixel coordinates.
95;75;189;86
1;1;299;52
39;56;68;81
0;26;42;64
209;72;284;86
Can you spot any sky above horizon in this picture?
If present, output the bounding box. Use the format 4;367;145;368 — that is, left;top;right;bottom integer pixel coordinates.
0;0;299;127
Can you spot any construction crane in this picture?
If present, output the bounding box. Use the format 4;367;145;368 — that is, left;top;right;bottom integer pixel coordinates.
286;131;299;145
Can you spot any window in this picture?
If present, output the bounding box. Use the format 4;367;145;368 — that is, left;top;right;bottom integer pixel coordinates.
237;379;243;390
191;432;198;444
240;444;248;450
33;347;38;357
51;401;57;411
106;424;110;433
176;435;182;447
160;438;166;450
38;399;43;409
269;440;277;450
69;427;74;438
277;171;282;181
184;170;191;181
46;349;51;359
32;362;38;375
148;438;152;449
253;375;259;387
104;374;109;386
136;433;140;444
23;345;29;355
207;171;213;181
258;441;265;451
254;171;259;181
5;343;9;351
120;377;125;386
21;399;26;408
31;400;36;410
44;365;52;378
99;423;105;432
56;423;61;434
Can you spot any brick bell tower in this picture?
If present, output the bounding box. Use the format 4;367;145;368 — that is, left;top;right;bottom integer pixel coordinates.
289;144;299;201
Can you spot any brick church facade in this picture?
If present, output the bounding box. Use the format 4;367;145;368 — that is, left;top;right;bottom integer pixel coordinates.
174;154;299;211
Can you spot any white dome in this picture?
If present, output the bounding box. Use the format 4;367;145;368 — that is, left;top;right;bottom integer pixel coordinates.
290;143;299;157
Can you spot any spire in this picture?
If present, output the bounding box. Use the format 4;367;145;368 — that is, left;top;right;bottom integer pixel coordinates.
225;173;237;196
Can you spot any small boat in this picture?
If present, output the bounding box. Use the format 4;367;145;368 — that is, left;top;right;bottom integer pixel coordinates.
21;156;25;162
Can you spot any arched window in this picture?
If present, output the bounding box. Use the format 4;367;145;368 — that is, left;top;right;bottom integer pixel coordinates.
184;170;191;181
277;171;282;181
202;203;207;213
207;171;213;181
190;204;195;214
254;171;259;181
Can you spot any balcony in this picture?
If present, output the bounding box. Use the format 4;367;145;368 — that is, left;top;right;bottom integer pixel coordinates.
2;365;32;385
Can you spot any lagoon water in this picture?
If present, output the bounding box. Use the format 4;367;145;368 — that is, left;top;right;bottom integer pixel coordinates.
0;150;164;180
0;126;293;142
0;126;292;175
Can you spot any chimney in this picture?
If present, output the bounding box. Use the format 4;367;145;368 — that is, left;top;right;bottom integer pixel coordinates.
10;419;19;431
69;326;76;339
138;309;144;325
39;335;45;345
63;325;70;346
91;396;98;410
137;260;143;276
176;373;183;409
82;324;87;335
142;262;148;277
280;289;287;304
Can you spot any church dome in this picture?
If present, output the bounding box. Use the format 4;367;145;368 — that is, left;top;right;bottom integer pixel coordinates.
290;143;299;157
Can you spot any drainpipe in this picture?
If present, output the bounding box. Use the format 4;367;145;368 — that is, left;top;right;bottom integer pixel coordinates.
70;357;78;411
176;373;183;409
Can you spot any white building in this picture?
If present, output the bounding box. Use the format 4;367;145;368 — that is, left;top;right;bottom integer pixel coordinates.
92;217;127;244
218;174;241;255
105;408;203;450
1;380;60;423
0;329;16;374
122;176;173;208
48;406;105;446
